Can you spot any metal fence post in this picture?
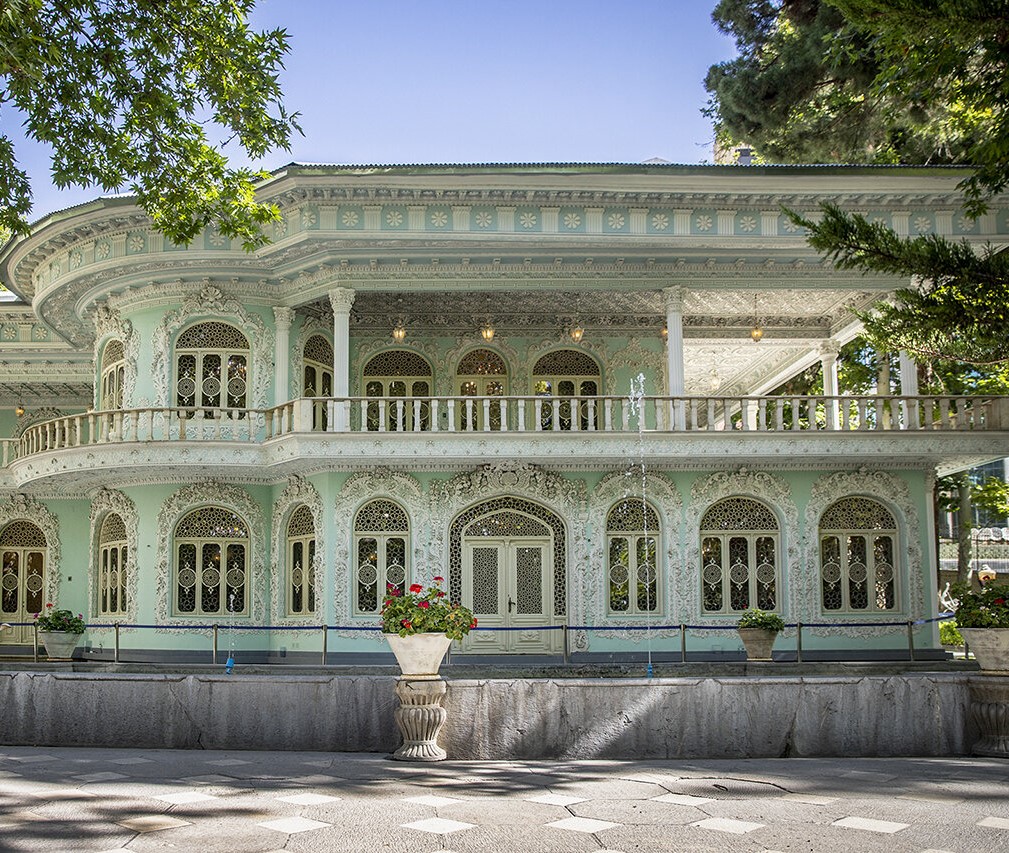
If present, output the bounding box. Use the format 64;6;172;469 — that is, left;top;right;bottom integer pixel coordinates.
680;624;687;663
796;621;803;663
212;624;218;665
321;624;328;664
33;622;38;663
562;625;570;664
114;623;120;664
907;620;915;661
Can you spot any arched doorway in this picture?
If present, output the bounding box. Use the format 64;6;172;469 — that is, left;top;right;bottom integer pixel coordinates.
0;520;47;644
450;497;566;654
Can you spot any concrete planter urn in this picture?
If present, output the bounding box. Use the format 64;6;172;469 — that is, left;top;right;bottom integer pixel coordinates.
962;628;1009;674
386;632;453;680
39;630;81;660
737;627;778;661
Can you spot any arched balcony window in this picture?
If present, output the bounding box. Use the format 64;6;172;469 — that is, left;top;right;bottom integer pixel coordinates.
700;497;779;613
175;322;249;412
174;506;249;616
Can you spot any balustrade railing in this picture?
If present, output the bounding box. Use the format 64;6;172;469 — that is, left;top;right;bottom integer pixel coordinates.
12;394;1008;457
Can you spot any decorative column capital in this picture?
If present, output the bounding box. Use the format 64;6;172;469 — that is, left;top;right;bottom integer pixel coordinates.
273;305;293;329
818;340;839;361
329;287;356;314
663;286;684;313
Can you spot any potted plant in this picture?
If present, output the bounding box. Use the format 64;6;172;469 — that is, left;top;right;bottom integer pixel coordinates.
33;603;86;660
737;608;785;661
952;581;1009;673
380;576;476;679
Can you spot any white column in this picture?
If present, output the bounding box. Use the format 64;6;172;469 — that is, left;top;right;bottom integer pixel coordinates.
663;286;685;396
273;306;292;405
820;341;839;428
663;286;685;431
899;350;919;396
329;287;355;429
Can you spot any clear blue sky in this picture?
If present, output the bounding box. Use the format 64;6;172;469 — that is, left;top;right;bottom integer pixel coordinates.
10;0;736;220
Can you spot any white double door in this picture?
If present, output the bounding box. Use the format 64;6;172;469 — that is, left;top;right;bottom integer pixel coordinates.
461;537;559;654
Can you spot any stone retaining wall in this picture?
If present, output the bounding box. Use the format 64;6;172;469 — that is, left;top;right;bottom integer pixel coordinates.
0;671;977;758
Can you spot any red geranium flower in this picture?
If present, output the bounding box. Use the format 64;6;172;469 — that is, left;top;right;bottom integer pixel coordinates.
419;601;430;609
996;598;1006;606
409;583;423;594
470;618;478;628
436;591;446;598
401;619;412;629
46;603;53;608
433;576;444;583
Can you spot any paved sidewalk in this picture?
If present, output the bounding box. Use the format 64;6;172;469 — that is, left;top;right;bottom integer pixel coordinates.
0;746;1007;852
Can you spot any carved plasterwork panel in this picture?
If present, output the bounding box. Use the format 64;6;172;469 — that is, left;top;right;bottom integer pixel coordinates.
605;339;665;395
428;462;588;645
149;284;273;407
270;475;324;625
802;469;923;636
290;315;332;398
92;304;138;407
581;471;683;644
683;470;798;625
87;488;139;625
350;338;441;397
0;493;61;606
332;469;424;634
153;481;266;630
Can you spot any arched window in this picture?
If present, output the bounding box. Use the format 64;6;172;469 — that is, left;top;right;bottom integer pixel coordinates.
97;513;127;616
456;349;507;430
174;507;248;616
175;322;249;412
700;497;779;613
303;335;333;429
354;499;409;614
532;350;601;430
607;499;660;614
363;350;432;431
99;340;125;411
286;505;316;616
820;497;897;612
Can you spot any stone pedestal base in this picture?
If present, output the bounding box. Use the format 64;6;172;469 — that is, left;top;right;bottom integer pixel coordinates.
968;679;1009;758
393;677;447;761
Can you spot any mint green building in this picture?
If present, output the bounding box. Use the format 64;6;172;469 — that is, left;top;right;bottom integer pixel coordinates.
0;164;1004;661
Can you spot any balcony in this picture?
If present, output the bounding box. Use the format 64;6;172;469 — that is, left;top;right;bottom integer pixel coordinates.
6;394;1008;489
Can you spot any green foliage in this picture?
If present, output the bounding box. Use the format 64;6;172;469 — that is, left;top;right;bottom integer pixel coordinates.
973;477;1009;519
787;204;1009;365
0;0;300;250
737;608;785;631
939;620;964;646
380;577;477;641
34;603;85;633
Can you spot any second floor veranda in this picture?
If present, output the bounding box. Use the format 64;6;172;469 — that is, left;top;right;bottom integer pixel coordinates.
6;391;1008;488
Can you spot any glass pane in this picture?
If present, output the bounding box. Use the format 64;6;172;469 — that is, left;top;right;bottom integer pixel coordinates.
515;547;543;615
701;537;722;611
25;552;44;614
472;547;499;615
176;543;197;613
357;537;379;612
201;543;222;613
874;535;895;610
637;536;657;612
821;535;842;610
847;535;868;609
608;537;630;612
201;354;222;408
755;536;776;610
728;536;750;610
291;541;304;614
225;543;246;614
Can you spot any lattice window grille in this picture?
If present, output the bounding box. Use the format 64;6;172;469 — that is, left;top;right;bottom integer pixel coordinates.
606;500;660;615
97;513;128;616
303;334;334;367
700;498;779;614
354;500;409;613
173;507;249;616
287;505;316;616
456;349;506;376
364;350;433;377
464;511;549;538
174;321;249;411
0;521;46;626
450;497;566;616
819;497;897;612
532;350;600;376
303;335;334;431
